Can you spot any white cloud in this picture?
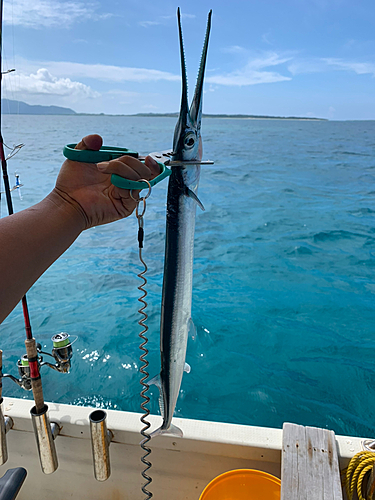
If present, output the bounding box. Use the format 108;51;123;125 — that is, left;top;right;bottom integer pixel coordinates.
208;52;292;86
11;51;292;100
247;52;293;69
222;45;247;54
15;54;291;89
207;71;290;86
288;59;326;75
288;57;375;77
16;59;181;83
323;58;375;76
44;56;291;87
139;12;195;27
1;60;180;114
262;33;273;45
7;68;99;101
139;20;162;28
4;0;112;29
180;13;196;19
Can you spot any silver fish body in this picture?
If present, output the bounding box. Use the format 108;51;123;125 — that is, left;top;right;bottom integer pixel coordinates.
150;8;211;438
157;163;200;436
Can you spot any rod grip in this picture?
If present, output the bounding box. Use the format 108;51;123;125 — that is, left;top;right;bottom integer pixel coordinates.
25;339;44;413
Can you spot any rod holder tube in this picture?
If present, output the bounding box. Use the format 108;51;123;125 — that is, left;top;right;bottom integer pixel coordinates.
30;404;59;474
0;401;13;466
89;410;113;481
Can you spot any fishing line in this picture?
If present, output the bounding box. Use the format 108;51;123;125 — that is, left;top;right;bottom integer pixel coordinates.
2;0;22;163
131;181;153;500
0;0;44;414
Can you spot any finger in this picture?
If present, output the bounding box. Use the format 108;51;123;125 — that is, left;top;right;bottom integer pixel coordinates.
145;155;161;179
113;155;156;179
112;155;161;180
75;134;103;151
97;156;159;182
97;159;145;181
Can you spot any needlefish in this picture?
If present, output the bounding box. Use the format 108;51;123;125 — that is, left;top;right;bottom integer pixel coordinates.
150;8;212;438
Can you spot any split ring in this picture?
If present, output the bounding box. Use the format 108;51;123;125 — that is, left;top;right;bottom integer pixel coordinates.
130;179;152;202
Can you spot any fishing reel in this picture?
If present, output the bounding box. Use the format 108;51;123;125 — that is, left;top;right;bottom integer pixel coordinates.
2;333;76;391
38;333;75;374
2;354;37;391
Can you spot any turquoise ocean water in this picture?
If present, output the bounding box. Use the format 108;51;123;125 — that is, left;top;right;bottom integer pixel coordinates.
1;115;374;438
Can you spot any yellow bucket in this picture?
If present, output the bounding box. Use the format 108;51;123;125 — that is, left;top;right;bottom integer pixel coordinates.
199;469;281;500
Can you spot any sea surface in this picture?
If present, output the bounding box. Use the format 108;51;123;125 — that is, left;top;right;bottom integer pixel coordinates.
1;115;374;439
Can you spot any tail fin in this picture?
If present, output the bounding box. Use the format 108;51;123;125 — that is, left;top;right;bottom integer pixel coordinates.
150;423;183;439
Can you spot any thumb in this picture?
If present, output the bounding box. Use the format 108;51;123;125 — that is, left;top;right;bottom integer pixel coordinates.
75;134;103;151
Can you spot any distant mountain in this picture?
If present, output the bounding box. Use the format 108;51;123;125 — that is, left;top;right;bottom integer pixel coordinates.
1;99;76;115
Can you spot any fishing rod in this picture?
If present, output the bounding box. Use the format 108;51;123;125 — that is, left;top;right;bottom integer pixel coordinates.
0;2;71;476
0;0;45;415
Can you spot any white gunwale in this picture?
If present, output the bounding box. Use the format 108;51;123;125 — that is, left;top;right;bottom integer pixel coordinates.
0;396;366;499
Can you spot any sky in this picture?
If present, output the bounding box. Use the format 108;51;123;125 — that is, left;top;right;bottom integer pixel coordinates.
1;0;375;120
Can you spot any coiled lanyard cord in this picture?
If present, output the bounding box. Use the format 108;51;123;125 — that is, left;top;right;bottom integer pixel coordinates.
131;181;153;500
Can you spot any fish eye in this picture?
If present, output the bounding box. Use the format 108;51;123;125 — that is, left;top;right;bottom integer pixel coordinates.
184;133;195;149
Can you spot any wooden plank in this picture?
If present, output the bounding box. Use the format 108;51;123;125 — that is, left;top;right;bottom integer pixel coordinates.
306;426;324;500
281;423;343;500
281;422;306;500
329;429;343;500
323;430;332;500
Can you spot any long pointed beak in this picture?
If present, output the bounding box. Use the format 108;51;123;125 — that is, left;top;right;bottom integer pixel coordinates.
177;7;189;124
190;10;212;129
172;8;212;161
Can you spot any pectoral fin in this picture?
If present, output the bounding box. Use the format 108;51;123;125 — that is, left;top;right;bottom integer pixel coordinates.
149;374;165;418
148;375;161;389
186;187;205;211
188;317;197;340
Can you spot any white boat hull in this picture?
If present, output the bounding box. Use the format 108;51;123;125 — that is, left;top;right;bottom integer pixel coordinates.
0;397;364;499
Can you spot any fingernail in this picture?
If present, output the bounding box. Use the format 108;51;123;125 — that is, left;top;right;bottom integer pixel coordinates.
74;140;85;150
147;156;159;168
97;162;109;171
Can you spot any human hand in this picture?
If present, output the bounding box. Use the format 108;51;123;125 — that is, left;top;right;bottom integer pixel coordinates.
53;134;161;229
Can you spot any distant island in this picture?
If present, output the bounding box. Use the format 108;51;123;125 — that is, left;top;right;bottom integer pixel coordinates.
132;112;326;121
1;99;326;120
2;99;76;115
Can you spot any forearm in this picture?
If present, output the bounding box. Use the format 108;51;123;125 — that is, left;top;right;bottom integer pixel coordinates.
0;190;86;323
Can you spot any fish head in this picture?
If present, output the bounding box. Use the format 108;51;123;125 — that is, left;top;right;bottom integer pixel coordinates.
172;8;212;164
